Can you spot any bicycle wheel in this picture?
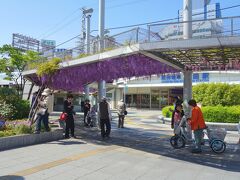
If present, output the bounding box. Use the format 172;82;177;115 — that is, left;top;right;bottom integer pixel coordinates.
210;139;226;153
170;135;186;149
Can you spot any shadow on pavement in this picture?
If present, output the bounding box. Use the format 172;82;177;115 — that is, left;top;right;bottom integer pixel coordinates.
0;175;24;180
47;139;86;145
75;124;240;173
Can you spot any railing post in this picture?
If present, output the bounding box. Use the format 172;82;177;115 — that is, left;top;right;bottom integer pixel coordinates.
136;27;139;43
231;18;234;36
148;25;151;42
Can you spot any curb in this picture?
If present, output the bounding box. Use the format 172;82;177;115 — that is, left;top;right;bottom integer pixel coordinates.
0;129;64;151
158;116;239;131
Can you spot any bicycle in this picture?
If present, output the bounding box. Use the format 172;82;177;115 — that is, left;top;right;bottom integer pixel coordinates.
170;115;226;154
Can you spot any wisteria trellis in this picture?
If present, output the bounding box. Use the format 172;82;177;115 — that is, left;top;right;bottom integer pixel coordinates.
26;54;180;92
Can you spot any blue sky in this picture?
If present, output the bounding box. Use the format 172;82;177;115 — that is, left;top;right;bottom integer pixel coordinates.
0;0;239;48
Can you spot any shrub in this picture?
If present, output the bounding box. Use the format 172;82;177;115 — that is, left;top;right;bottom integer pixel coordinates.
0;130;16;137
193;83;240;106
15;124;33;134
202;106;240;123
0;87;19;104
12;100;30;119
161;105;240;123
0;87;30;120
75;54;90;59
0;100;15;120
0;124;33;137
162;106;174;118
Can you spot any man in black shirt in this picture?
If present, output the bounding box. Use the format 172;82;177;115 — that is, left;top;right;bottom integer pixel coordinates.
98;97;111;139
64;94;76;138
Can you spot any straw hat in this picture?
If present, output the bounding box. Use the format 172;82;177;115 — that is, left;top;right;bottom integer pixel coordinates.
42;88;51;96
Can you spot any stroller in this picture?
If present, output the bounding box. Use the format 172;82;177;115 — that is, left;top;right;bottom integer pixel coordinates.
170;102;227;154
86;107;97;127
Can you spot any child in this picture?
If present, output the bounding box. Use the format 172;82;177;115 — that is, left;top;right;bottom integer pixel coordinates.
171;104;184;134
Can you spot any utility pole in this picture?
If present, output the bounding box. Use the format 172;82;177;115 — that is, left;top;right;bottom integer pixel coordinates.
183;0;193;102
183;0;193;139
83;8;93;54
183;0;192;40
98;0;106;102
82;8;93;101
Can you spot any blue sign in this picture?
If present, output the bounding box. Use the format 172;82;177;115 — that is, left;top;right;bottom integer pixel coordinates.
161;73;209;83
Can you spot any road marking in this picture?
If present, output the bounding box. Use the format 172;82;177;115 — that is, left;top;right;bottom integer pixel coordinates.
125;117;169;131
10;146;118;177
125;117;172;139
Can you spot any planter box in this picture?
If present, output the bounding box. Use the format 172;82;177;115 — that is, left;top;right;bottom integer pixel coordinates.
0;129;64;151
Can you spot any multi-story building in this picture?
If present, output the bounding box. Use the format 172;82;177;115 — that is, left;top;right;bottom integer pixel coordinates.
159;3;222;40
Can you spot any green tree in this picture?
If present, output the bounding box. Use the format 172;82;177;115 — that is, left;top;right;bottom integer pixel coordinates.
0;44;40;98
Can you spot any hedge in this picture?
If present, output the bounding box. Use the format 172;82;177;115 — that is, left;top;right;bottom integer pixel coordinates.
193;83;240;106
162;105;240;123
162;106;174;118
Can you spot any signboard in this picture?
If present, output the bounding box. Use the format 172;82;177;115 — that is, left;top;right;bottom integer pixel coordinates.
12;33;40;52
161;73;209;83
41;39;56;57
55;49;73;59
41;39;56;47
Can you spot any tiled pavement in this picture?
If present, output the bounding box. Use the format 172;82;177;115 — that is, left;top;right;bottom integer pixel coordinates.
0;110;239;180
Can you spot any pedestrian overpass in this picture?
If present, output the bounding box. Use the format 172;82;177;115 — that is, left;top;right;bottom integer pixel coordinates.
23;16;240;96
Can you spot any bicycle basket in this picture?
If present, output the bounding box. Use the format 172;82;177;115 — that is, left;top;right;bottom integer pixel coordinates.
207;128;227;141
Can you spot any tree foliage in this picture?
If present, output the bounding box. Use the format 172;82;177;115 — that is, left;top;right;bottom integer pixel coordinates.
36;57;61;77
0;44;40;97
193;83;240;106
0;87;30;120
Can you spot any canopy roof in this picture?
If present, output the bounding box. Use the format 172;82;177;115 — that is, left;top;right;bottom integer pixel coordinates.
148;47;240;71
24;36;240;91
25;53;179;92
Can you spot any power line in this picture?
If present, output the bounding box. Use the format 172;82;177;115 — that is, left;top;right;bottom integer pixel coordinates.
41;34;80;54
106;0;151;9
37;2;240;43
44;4;240;53
37;8;80;39
41;15;81;39
103;4;240;31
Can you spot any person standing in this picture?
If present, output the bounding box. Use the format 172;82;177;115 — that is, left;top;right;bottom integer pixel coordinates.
34;89;51;134
117;99;126;128
64;94;76;138
98;97;112;139
83;99;91;126
188;99;207;153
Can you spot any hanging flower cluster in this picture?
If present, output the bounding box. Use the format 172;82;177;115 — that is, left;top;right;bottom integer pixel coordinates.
26;53;179;92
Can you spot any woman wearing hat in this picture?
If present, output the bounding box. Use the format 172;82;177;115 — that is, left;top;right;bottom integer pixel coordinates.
34;88;51;134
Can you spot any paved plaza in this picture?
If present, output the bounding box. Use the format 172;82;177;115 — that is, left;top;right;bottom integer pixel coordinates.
0;110;239;180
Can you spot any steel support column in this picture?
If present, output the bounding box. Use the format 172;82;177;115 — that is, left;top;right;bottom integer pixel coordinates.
98;0;106;101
